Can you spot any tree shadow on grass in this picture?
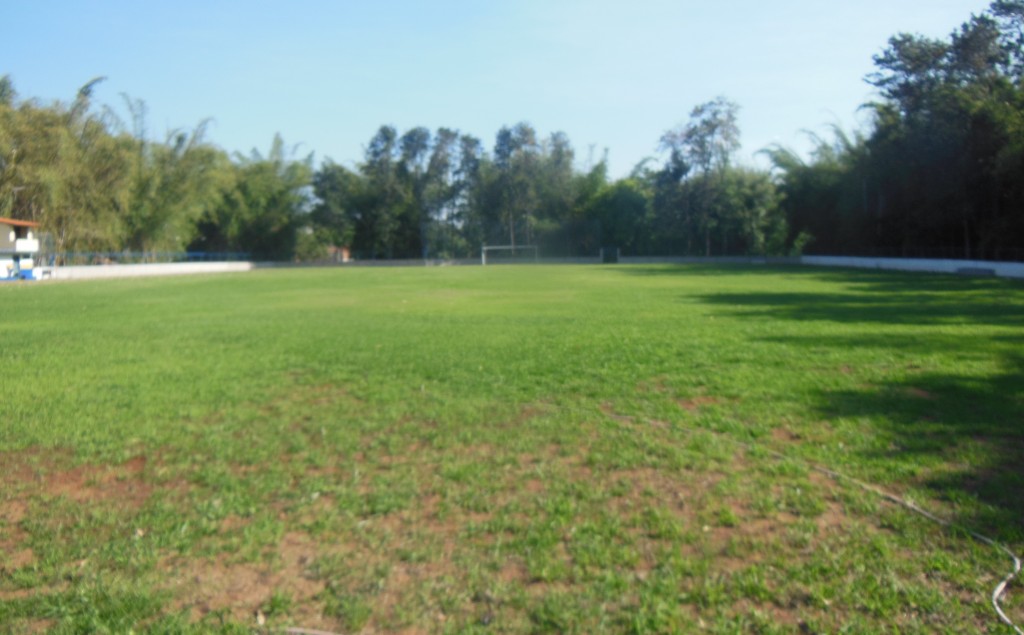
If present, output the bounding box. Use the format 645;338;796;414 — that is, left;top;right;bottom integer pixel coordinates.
675;268;1024;541
819;353;1024;542
616;262;1024;292
754;330;1024;540
614;263;805;277
710;292;1023;327
696;276;1024;327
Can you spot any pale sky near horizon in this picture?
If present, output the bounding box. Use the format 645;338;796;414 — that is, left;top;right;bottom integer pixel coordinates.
2;0;995;178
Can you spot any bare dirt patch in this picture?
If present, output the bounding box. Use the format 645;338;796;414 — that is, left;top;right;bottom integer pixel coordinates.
26;619;58;634
515;403;547;425
1;451;156;573
731;599;806;630
43;455;152;508
1;493;44;584
1;451;153;508
167;531;329;628
608;466;691;506
0;498;28;526
678;396;724;411
1;448;73;489
770;427;803;444
3;547;34;571
497;559;530;584
218;514;250;533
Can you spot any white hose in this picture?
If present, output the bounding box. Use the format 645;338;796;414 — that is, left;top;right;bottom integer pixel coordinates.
609;411;1022;633
286;407;1022;634
796;456;1021;634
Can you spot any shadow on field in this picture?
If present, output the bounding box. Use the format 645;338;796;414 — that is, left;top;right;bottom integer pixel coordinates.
699;290;1024;327
669;266;1024;540
670;267;1023;327
820;352;1024;540
617;262;1023;290
614;263;805;277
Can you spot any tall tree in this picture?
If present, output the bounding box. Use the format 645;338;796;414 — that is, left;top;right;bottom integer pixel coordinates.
193;134;312;260
114;97;224;254
397;126;432;258
492;122;541;249
310;160;362;253
771;1;1024;260
660;96;740;255
584;178;649;254
423;127;460;257
0;75;15;107
0;77;132;259
453;134;487;254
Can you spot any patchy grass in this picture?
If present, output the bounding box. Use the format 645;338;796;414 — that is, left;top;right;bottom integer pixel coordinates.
1;264;1022;633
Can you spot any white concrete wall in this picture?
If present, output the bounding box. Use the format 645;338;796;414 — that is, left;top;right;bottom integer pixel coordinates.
619;256;799;265
51;262;255;280
800;256;1024;280
39;255;1024;281
333;259;479;267
537;257;601;265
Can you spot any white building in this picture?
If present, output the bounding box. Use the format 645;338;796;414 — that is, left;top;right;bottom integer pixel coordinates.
1;216;42;280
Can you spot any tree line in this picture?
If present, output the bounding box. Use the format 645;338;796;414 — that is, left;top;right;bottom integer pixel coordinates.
0;79;312;262
2;1;1022;263
767;0;1024;260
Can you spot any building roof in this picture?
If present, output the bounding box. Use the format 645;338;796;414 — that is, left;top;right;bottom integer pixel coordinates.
0;217;40;228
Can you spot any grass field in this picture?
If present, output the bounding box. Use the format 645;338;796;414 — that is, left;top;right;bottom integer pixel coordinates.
1;264;1022;634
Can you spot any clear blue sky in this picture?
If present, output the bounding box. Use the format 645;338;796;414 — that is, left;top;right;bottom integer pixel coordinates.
2;0;994;177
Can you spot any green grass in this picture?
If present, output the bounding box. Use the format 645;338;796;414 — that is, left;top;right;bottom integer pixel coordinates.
1;264;1022;633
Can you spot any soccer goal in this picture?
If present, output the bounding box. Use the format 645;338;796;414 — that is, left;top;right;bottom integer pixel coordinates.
481;245;539;266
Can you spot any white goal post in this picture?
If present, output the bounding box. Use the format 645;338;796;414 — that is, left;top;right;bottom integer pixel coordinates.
481;245;539;266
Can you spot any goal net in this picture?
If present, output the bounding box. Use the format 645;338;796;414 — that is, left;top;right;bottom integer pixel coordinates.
481;245;539;265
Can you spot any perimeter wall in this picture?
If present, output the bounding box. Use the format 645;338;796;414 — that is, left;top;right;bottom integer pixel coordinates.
39;255;1024;280
800;256;1024;279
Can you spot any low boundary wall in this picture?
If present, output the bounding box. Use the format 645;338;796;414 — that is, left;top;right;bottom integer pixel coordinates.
620;256;798;265
38;255;1024;281
800;256;1024;280
51;262;256;280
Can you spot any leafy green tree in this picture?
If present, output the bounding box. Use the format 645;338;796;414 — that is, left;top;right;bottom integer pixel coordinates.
660;96;741;255
422;127;460;257
717;168;784;255
492;122;542;249
192;134;312;260
763;127;872;255
396;126;431;257
770;1;1024;260
0;77;132;259
359;126;405;258
531;131;577;252
584;178;649;254
0;75;15;107
648;142;692;254
863;4;1024;257
451;134;487;255
114;97;225;254
310;160;362;252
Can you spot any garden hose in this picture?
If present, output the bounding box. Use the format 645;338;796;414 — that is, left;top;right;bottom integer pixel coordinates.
605;410;1022;634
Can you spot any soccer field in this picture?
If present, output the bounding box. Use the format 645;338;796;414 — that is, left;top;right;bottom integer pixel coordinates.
1;264;1022;633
